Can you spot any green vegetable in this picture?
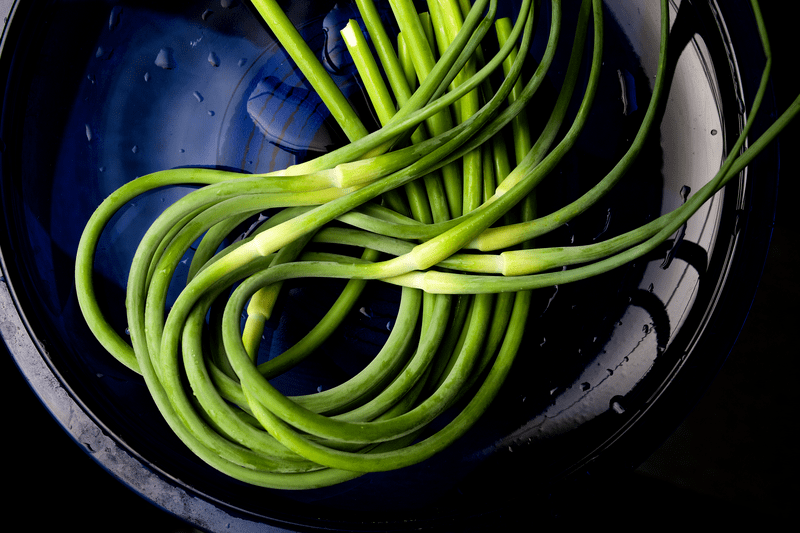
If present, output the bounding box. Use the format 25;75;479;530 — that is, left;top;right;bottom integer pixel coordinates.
74;0;799;490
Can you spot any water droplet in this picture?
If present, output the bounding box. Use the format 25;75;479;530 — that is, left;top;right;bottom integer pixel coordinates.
386;321;393;331
208;110;215;116
648;283;654;292
642;324;650;334
617;69;638;116
109;6;123;30
193;91;204;103
99;166;105;172
593;208;612;241
179;148;185;153
85;124;92;141
679;185;691;202
208;51;220;67
541;285;558;317
155;47;177;69
316;385;323;393
86;74;95;84
581;382;590;391
606;369;613;376
131;145;138;153
202;9;214;21
611;400;625;414
221;0;240;8
238;58;247;67
95;46;112;59
710;129;718;136
144;71;150;82
124;327;130;336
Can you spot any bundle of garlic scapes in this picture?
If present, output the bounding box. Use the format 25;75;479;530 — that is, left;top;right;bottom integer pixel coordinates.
74;0;799;489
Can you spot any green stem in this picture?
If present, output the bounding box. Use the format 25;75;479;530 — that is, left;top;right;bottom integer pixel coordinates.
248;0;369;142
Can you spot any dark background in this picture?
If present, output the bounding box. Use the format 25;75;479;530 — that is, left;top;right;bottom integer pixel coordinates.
3;2;798;531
